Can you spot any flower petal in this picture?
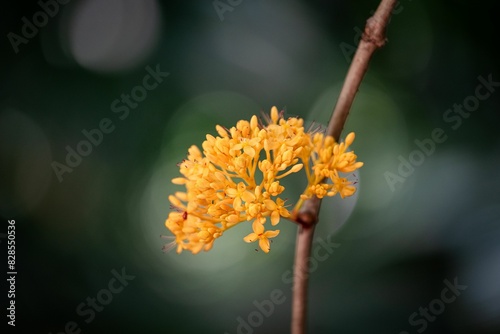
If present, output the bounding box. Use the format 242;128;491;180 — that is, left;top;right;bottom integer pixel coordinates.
252;220;265;234
226;188;238;197
271;211;280;225
242;191;256;203
279;207;290;217
264;229;280;238
345;132;355;146
237;182;246;192
172;177;186;185
270;106;279;124
226;214;240;224
233;197;243;211
264;199;277;210
259;238;271;253
243;233;258;243
244;146;256;158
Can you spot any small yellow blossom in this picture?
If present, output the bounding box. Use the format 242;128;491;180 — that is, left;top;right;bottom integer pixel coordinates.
164;106;363;254
243;222;280;253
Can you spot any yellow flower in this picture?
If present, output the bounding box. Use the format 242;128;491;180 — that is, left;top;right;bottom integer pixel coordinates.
226;182;255;211
299;131;364;201
264;198;290;225
243;221;280;253
164;106;363;254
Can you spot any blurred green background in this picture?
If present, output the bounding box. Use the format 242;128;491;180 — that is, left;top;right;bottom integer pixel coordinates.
1;0;499;333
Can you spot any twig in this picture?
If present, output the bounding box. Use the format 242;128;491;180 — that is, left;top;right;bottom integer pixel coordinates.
291;224;315;334
291;1;398;333
326;0;396;143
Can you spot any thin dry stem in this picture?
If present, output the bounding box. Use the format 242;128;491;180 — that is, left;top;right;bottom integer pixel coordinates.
291;1;397;333
291;224;315;334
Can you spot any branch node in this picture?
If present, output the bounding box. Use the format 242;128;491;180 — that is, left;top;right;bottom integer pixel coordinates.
362;17;388;48
295;211;317;226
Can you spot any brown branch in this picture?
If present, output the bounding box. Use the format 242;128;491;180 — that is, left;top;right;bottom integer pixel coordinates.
291;1;397;333
326;0;396;142
291;224;315;334
295;0;396;226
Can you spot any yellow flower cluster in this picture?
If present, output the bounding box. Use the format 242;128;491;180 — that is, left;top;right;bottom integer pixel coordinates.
164;107;363;254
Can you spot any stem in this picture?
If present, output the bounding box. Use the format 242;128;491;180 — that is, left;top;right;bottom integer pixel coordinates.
326;0;397;142
291;1;397;333
291;224;315;334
